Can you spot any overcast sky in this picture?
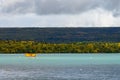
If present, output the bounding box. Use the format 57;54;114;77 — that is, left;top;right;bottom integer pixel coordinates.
0;0;120;27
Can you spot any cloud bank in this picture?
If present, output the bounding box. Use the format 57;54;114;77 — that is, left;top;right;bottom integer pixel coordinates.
0;0;120;27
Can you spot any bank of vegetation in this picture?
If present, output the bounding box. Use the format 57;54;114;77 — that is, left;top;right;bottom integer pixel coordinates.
0;40;120;53
0;27;120;43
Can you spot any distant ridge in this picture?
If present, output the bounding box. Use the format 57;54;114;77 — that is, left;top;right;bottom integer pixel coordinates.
0;27;120;43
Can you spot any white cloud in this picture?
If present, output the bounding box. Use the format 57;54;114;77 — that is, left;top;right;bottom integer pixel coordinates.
0;8;120;27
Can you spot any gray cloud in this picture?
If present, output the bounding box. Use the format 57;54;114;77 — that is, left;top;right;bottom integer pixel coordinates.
99;0;120;17
0;8;120;27
0;0;96;14
0;0;120;16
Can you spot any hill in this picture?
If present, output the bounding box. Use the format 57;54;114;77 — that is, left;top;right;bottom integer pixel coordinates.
0;27;120;43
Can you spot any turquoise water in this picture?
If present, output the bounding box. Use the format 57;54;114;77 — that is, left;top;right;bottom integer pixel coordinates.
0;54;120;80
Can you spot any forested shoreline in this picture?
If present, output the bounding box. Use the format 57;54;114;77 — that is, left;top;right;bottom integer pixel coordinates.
0;40;120;53
1;27;120;43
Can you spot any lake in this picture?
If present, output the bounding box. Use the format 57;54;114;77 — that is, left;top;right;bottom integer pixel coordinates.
0;54;120;80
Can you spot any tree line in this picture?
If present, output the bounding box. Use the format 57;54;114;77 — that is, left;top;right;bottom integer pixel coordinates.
0;40;120;53
1;27;120;43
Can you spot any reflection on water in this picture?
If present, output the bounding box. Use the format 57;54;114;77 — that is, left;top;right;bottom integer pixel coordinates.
0;54;120;80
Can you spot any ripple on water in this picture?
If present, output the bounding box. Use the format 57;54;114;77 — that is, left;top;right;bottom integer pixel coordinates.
0;69;29;79
0;65;120;80
1;54;120;80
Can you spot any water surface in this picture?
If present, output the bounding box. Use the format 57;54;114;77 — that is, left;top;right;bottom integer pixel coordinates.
0;54;120;80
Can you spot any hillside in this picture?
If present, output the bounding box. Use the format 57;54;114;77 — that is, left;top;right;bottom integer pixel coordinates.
0;27;120;43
